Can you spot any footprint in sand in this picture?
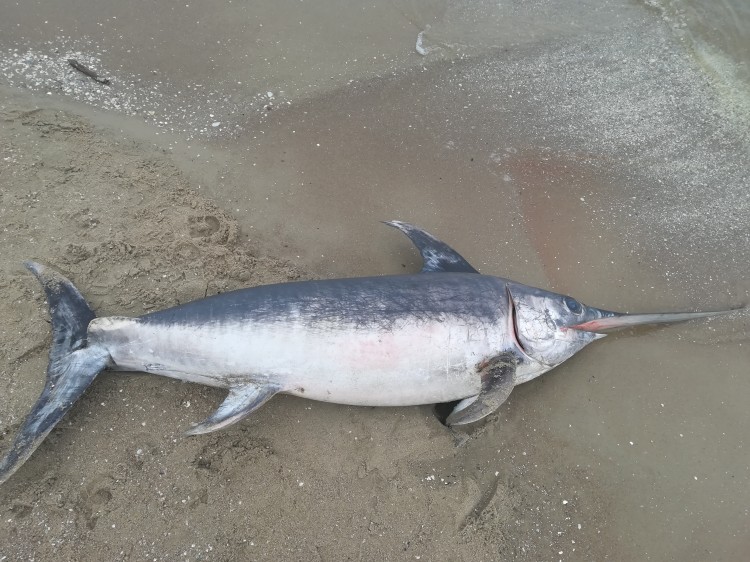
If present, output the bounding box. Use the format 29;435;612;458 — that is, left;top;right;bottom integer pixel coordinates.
187;215;221;238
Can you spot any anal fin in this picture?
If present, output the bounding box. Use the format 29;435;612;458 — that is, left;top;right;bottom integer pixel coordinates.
185;383;279;435
445;353;516;426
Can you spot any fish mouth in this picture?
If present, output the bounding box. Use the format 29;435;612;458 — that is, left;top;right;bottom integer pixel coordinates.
568;307;741;332
506;286;531;359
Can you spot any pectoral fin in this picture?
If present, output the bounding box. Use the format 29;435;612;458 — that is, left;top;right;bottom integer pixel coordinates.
185;384;279;435
445;353;516;426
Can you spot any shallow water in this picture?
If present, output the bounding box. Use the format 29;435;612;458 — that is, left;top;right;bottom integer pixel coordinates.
1;0;749;559
646;0;750;85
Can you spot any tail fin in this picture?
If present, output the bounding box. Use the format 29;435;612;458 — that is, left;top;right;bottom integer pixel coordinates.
0;263;109;485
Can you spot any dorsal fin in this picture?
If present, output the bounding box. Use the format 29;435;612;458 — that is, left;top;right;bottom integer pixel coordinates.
384;221;479;274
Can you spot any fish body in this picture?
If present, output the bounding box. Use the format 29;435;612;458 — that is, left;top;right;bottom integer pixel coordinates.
0;221;737;485
92;274;550;406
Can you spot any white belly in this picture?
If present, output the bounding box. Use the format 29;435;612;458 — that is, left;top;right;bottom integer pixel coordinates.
89;315;514;406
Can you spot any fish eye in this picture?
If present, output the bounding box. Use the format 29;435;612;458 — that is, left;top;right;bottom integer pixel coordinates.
563;296;582;314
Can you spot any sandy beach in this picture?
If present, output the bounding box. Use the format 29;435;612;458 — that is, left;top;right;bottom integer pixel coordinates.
1;1;749;560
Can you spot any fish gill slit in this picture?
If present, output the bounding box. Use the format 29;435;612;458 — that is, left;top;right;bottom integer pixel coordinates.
506;286;529;356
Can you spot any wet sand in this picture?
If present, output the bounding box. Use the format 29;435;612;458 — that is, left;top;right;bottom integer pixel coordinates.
1;0;749;560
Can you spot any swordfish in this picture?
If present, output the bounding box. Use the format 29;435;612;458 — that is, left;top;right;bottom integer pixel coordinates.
0;221;737;484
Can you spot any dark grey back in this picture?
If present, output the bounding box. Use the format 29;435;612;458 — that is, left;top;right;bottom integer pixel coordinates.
139;273;508;329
